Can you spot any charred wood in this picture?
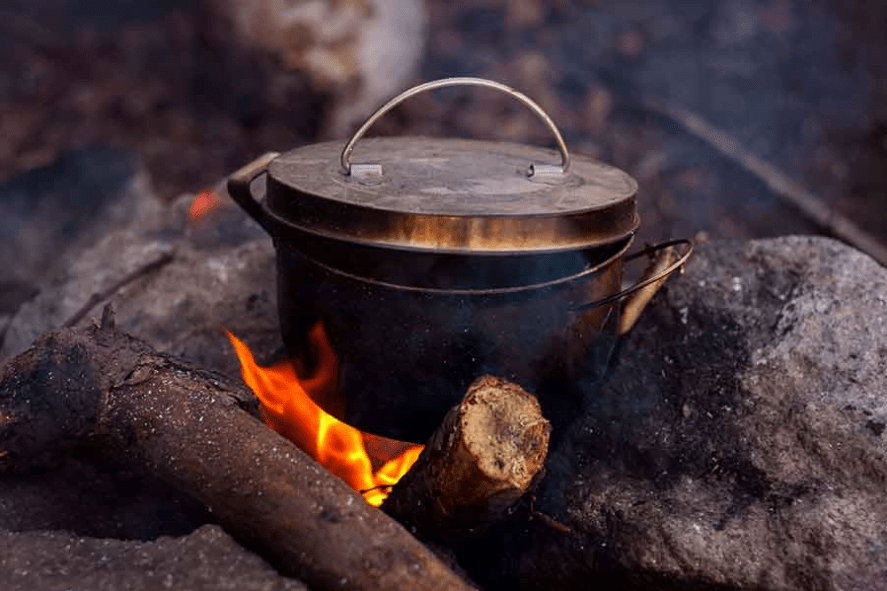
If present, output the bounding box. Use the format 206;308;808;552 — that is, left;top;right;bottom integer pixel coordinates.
0;312;475;591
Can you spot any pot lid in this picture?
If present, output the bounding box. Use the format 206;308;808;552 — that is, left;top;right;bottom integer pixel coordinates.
260;78;639;254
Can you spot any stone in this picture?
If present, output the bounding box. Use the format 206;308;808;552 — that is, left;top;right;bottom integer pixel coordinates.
0;147;162;319
1;187;282;379
514;236;887;591
0;454;208;541
0;524;307;591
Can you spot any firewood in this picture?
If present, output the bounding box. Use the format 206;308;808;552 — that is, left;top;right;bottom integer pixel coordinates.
0;312;475;591
383;375;551;539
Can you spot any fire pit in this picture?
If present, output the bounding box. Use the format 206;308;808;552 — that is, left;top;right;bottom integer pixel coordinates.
3;0;887;587
2;153;884;590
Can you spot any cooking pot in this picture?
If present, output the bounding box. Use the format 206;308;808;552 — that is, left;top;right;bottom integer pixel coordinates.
228;78;691;442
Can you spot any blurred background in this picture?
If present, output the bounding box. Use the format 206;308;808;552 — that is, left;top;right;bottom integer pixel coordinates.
1;0;885;251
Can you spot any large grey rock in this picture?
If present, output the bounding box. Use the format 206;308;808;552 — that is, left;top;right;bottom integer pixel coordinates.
1;191;281;378
518;236;887;590
0;524;306;591
0;147;162;318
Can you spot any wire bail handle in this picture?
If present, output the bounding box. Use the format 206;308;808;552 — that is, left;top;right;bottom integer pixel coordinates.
339;77;572;179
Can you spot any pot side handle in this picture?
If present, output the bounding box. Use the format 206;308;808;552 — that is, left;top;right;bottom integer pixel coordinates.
573;238;694;334
227;151;280;232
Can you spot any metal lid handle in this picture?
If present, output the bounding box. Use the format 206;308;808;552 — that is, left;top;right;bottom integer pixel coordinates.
339;77;571;178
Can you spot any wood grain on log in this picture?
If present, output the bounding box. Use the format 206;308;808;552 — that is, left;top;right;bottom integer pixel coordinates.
0;317;474;591
383;376;551;539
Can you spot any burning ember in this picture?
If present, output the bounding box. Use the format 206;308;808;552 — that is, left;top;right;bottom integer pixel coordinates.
189;189;223;222
226;323;423;506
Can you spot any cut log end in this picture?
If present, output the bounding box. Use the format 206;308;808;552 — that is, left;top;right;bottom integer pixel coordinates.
460;376;550;492
383;375;551;539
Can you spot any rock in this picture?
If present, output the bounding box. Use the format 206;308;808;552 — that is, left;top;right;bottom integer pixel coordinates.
0;454;208;541
515;236;887;590
1;189;282;379
0;147;162;318
0;524;306;591
0;186;279;544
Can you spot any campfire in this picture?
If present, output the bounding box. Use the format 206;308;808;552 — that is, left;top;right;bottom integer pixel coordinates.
226;324;423;506
3;0;887;584
0;76;697;591
193;188;426;507
0;72;715;591
0;304;552;590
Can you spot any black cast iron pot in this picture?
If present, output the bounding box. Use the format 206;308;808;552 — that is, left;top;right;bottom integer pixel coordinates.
228;78;691;442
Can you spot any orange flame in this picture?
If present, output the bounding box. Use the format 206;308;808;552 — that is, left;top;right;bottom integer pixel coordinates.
226;324;423;506
189;189;223;222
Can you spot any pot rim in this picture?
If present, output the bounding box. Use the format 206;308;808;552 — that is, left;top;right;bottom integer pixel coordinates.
287;233;635;296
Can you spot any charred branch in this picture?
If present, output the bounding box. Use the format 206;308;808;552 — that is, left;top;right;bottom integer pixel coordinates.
0;316;475;591
62;251;175;328
644;97;887;267
383;376;551;540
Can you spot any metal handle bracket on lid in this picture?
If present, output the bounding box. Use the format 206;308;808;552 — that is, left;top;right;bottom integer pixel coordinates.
340;77;571;178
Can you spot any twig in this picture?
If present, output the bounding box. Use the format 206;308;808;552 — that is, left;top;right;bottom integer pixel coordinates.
528;495;571;535
63;252;175;328
644;98;887;267
360;484;394;496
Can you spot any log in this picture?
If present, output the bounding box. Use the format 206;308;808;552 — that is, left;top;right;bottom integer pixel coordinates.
383;376;551;539
0;313;474;591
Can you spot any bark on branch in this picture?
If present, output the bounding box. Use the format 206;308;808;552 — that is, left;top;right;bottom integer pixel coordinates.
0;318;474;591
